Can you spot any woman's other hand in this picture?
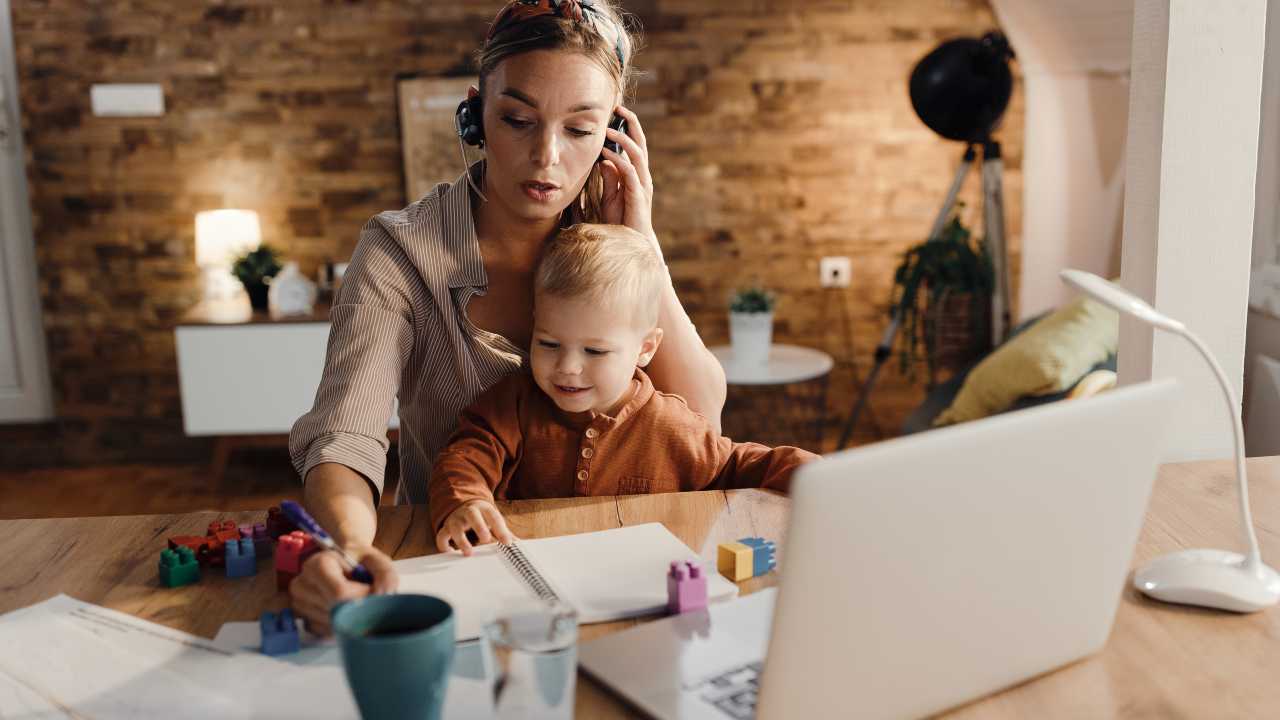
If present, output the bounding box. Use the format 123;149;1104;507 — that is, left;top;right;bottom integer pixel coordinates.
436;499;517;556
289;545;399;637
600;106;660;257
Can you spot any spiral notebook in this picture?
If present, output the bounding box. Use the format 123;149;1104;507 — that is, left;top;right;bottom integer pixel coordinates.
395;523;739;640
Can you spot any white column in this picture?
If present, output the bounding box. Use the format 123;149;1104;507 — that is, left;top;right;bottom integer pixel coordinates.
1120;0;1267;461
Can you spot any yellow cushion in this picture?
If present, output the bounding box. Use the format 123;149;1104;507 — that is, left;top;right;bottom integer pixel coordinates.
933;296;1118;427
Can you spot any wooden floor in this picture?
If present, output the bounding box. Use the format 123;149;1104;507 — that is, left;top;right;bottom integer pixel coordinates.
0;447;400;519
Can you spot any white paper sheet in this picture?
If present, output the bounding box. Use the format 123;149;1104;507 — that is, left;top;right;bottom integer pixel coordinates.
212;621;496;719
0;596;247;719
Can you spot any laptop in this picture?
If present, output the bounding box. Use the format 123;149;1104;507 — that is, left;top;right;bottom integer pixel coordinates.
579;379;1177;719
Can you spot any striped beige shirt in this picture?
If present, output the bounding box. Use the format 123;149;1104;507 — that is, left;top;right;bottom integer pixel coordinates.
289;165;528;505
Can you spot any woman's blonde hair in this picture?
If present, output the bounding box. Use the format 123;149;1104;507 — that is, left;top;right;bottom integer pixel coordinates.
535;223;665;328
476;1;642;223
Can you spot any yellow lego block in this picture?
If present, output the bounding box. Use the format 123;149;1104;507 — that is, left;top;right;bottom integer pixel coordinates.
717;541;753;582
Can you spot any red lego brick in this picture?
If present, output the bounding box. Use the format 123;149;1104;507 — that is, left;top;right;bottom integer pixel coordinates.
274;530;317;575
168;535;206;554
207;520;240;545
276;568;298;593
169;535;224;568
206;520;234;536
197;538;226;568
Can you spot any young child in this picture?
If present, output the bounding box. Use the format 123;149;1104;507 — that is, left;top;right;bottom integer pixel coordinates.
429;223;818;554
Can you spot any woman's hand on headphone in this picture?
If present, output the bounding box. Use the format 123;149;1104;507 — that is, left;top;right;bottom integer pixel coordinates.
600;106;661;258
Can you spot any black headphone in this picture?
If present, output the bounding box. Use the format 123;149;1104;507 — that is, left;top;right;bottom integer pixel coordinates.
455;0;627;150
456;94;486;148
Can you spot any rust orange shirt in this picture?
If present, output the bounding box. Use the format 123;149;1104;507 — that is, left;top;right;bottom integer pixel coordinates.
428;367;818;531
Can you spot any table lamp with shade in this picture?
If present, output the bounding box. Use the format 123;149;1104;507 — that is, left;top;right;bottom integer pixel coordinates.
1060;269;1280;612
195;209;261;303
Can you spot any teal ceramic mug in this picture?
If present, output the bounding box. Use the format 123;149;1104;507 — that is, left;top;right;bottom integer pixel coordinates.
331;594;456;720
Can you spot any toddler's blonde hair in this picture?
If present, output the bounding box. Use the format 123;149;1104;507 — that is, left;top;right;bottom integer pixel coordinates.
535;223;666;328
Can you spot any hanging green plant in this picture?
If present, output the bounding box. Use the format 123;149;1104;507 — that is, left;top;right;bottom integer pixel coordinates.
889;207;994;379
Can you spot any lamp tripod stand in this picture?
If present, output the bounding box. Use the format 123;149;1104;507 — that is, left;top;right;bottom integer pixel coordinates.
837;139;1011;449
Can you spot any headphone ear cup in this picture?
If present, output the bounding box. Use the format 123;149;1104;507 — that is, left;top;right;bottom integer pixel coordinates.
455;96;485;148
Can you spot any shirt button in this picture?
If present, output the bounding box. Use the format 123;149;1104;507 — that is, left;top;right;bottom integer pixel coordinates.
585;428;598;439
582;447;594;459
577;469;589;481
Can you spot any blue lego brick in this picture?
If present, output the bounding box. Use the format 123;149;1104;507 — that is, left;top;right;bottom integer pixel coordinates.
738;537;777;577
225;538;257;578
260;609;300;656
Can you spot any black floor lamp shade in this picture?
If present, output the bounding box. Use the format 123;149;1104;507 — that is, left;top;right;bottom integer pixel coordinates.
909;32;1014;143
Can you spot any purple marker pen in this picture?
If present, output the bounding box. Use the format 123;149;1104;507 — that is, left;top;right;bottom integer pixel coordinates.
279;500;375;585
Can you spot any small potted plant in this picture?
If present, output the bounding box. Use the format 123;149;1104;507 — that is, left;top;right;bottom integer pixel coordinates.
729;284;777;366
231;245;283;311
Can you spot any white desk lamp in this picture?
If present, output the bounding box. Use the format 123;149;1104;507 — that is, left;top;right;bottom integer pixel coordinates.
1060;269;1280;612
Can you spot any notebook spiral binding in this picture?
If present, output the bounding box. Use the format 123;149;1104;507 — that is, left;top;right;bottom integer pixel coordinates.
498;543;562;603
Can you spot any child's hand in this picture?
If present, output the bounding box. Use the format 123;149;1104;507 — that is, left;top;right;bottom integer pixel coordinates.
435;499;516;556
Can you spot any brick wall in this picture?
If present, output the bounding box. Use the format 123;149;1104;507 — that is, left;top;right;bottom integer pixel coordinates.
2;0;1020;467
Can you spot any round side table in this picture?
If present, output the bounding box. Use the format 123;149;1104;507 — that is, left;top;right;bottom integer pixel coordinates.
710;344;834;452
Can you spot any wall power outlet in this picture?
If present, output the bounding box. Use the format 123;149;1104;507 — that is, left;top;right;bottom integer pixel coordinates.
820;256;852;288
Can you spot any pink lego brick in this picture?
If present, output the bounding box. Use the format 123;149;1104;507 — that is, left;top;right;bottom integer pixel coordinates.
274;530;317;575
667;560;708;614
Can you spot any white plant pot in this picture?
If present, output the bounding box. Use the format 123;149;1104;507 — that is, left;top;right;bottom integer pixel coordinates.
729;311;773;366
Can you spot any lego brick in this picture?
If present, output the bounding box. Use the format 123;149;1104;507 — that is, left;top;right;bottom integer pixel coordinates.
276;568;298;593
667;560;708;614
158;546;199;587
198;538;226;568
208;520;241;546
260;609;300;656
738;537;777;577
225;538;257;578
167;535;207;554
717;541;754;582
275;530;318;575
265;506;295;540
169;535;223;568
247;523;271;556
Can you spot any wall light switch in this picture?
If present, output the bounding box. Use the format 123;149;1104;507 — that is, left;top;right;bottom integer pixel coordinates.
90;84;165;117
820;256;852;288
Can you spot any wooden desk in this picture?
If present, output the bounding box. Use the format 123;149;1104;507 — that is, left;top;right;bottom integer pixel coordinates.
3;459;1279;718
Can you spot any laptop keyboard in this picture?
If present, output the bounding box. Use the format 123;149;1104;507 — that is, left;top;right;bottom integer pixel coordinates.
693;660;762;719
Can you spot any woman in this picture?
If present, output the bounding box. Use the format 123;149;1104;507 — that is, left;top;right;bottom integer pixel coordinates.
287;0;727;634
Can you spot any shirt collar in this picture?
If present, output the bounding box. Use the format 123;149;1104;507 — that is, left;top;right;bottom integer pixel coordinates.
441;161;488;290
441;160;578;290
606;368;656;426
544;368;656;432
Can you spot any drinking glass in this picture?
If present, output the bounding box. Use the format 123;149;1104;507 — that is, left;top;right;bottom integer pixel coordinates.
482;597;579;720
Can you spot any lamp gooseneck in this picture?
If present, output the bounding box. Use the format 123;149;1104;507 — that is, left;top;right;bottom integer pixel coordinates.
1177;327;1264;573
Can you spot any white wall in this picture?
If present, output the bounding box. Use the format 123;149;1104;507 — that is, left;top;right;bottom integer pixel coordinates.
1121;0;1267;462
990;0;1134;319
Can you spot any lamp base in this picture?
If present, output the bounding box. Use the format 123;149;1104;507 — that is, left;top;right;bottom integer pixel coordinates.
1134;549;1280;613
